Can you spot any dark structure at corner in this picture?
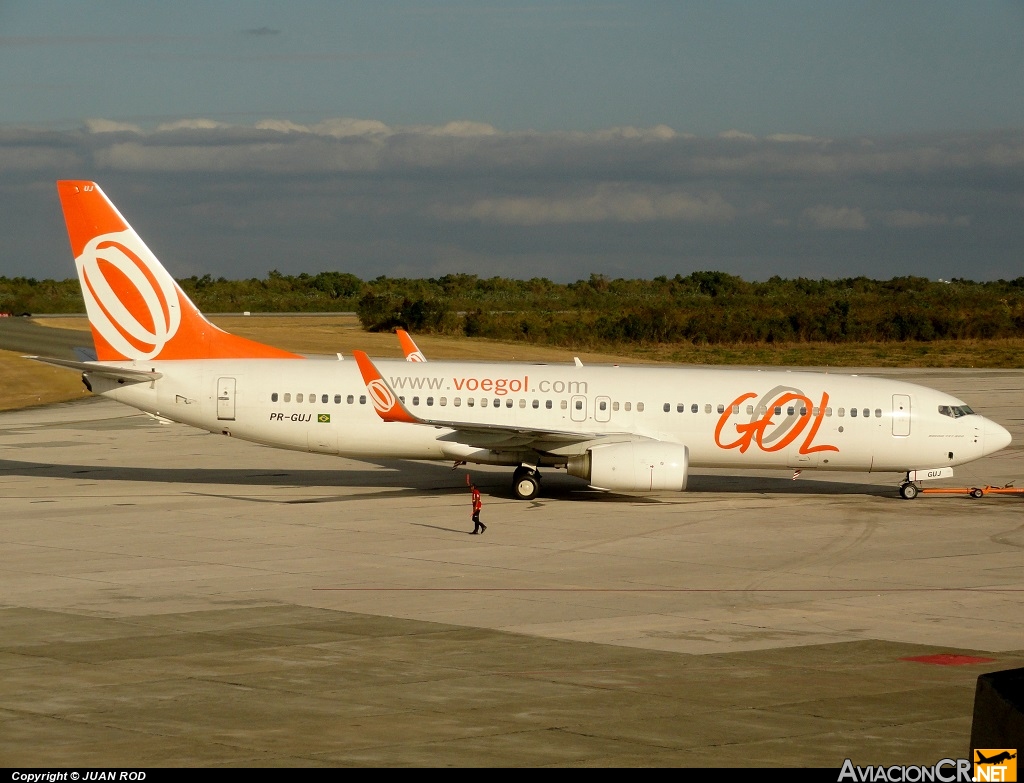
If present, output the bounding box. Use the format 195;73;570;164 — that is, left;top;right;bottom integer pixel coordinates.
970;667;1024;750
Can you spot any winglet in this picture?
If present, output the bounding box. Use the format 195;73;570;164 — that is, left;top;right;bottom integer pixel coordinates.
396;329;427;362
352;350;420;423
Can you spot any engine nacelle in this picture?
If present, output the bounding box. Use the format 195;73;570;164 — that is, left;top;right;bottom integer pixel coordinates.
567;442;689;492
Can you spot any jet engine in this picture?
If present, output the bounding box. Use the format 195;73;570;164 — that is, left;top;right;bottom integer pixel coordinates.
567;442;689;492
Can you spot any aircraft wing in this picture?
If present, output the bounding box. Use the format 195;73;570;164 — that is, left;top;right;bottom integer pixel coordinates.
27;356;163;383
351;350;644;454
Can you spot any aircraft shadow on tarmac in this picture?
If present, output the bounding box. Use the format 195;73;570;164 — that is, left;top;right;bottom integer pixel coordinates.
0;455;897;502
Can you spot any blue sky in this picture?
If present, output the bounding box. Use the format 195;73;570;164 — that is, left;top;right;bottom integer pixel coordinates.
2;2;1023;281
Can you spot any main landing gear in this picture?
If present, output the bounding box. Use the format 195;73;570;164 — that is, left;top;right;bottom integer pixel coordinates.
513;465;541;500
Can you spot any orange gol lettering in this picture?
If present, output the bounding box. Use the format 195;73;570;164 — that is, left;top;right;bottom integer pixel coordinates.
715;391;839;455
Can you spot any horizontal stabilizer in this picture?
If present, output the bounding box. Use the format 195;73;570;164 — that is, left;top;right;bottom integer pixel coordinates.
27;356;163;383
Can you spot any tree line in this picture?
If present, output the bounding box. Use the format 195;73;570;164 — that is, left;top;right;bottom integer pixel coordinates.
4;270;1024;348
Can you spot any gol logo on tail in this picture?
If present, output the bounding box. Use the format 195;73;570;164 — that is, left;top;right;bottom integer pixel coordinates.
77;230;181;361
715;387;839;456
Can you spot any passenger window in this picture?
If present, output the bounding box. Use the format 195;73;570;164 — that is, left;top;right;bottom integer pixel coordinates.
467;398;475;407
691;404;698;413
774;407;782;416
838;408;845;417
284;393;291;402
413;397;420;406
546;400;552;409
746;405;753;415
625;402;632;412
347;395;354;404
705;404;712;414
532;399;539;409
799;407;807;416
519;399;526;408
637;403;644;412
359;395;366;404
862;408;869;418
454;397;462;407
787;407;795;416
560;400;568;410
825;407;832;416
310;393;315;404
717;404;725;414
732;405;739;414
613;402;619;411
334;394;341;404
677;403;684;413
812;407;819;416
427;397;434;406
663;403;671;413
850;408;858;417
875;409;882;418
271;392;279;402
440;397;447;406
493;399;500;408
297;393;303;403
322;394;328;404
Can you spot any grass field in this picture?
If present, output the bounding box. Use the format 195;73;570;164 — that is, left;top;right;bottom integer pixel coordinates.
2;314;1021;412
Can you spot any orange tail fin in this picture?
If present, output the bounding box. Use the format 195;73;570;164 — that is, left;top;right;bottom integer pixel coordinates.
57;181;301;361
396;329;427;362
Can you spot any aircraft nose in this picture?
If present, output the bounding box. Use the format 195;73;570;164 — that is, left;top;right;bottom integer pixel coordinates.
984;418;1012;455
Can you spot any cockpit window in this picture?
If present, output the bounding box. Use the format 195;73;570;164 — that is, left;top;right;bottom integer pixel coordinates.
938;404;975;419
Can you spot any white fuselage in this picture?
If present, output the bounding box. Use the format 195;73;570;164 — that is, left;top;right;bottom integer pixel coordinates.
90;357;1008;475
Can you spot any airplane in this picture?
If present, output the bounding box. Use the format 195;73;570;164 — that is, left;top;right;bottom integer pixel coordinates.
976;752;1016;765
30;180;1012;501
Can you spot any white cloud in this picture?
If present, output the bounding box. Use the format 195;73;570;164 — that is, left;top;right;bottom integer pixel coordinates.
253;119;311;134
800;205;868;230
309;118;393;137
411;121;498;137
718;129;758;141
154;118;230;132
591;124;678;140
766;133;826;143
881;209;949;228
84;118;142;134
445;185;735;225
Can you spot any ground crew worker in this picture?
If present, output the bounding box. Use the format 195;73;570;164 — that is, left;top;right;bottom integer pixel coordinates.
471;484;486;534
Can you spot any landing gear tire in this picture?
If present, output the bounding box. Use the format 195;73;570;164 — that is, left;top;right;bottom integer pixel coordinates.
899;482;919;500
512;467;540;501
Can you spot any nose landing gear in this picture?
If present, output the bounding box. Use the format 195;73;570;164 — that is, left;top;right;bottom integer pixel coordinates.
898;481;919;500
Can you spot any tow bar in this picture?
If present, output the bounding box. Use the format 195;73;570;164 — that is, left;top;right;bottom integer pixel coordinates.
915;483;1024;499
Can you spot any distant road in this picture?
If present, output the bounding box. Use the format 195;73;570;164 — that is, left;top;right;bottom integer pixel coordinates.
0;318;90;359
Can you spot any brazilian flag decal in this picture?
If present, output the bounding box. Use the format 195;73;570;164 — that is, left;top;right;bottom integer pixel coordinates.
317;413;331;423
